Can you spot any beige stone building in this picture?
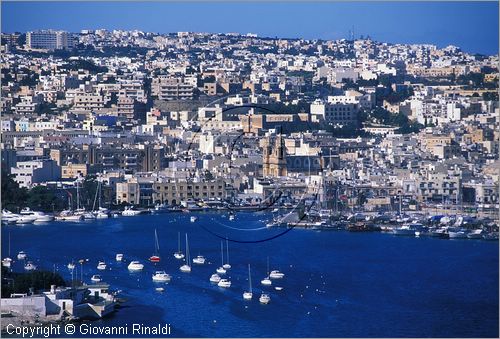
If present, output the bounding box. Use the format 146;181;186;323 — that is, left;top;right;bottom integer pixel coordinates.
61;163;89;179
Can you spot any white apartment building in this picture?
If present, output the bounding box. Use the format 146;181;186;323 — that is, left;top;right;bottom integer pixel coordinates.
27;30;74;50
327;90;373;109
310;100;359;125
11;160;61;188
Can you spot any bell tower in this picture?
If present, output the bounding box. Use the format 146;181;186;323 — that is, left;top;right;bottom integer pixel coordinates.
262;130;287;177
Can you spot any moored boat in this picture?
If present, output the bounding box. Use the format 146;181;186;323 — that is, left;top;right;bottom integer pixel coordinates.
259;293;270;304
192;255;206;265
149;229;161;263
2;258;13;268
243;264;253;300
269;270;285;279
223;239;231;270
2;232;13;268
483;232;499;241
152;271;171;282
179;234;192;273
173;232;185;259
467;229;484;239
17;251;27;260
1;209;20;223
128;261;144;271
210;273;221;283
24;261;37;271
217;278;231;288
448;229;468;239
392;225;417;236
216;241;226;274
122;206;142;216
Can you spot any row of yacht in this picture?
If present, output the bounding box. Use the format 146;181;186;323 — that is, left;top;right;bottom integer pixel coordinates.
2;208;54;224
390;223;498;239
2;205;157;224
267;209;499;240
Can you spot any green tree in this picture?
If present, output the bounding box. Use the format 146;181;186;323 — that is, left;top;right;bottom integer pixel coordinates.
1;266;66;298
357;192;368;206
80;175;98;210
26;186;65;212
1;169;29;212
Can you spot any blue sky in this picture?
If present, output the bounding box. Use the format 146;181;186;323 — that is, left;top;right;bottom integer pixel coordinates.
2;2;498;55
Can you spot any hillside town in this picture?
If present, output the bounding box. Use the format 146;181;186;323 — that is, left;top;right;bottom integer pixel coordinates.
1;29;498;222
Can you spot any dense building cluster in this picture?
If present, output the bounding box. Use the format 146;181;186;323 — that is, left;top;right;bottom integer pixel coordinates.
1;29;498;216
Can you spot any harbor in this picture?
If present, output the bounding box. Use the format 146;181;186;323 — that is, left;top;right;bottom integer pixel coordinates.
1;212;498;337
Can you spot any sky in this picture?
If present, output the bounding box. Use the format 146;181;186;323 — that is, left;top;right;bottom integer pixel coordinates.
2;1;499;55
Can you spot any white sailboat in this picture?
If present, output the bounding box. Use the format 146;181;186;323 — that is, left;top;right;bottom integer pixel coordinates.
2;257;12;268
24;261;37;271
152;270;171;282
223;238;231;269
269;269;285;279
216;241;226;274
127;261;144;271
192;255;206;265
17;251;27;260
259;293;270;304
74;179;95;220
261;257;272;286
97;261;107;270
173;232;185;259
217;278;231;288
115;253;124;261
210;273;221;283
180;234;191;273
92;177;109;219
243;264;253;300
149;229;161;263
122;206;142;216
2;232;13;268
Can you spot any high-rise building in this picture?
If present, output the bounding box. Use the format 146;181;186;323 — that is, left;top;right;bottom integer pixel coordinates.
26;30;75;50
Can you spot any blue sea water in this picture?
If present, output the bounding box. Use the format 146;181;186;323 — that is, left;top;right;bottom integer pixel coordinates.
2;212;499;338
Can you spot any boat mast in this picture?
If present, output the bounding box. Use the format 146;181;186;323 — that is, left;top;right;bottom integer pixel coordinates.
267;256;270;275
226;238;229;266
220;241;224;266
76;180;80;210
248;264;252;293
92;178;99;212
155;229;160;255
98;177;102;209
177;232;181;252
185;234;190;266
